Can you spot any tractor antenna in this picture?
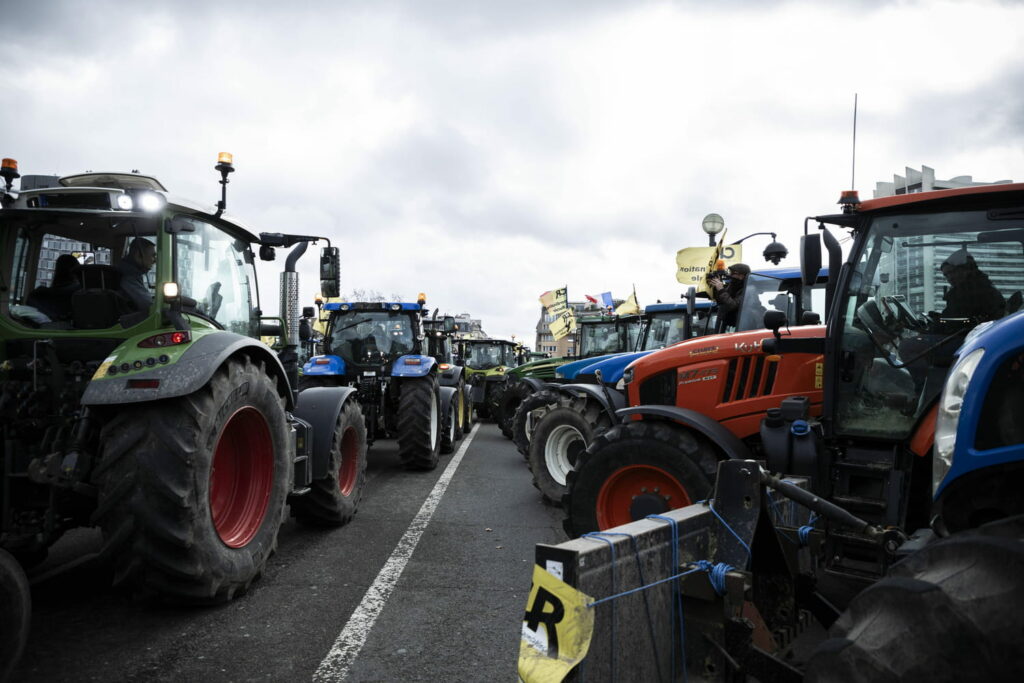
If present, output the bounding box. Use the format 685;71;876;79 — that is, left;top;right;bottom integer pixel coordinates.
851;93;858;190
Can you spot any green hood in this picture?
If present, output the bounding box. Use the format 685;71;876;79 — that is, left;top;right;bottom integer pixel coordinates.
508;355;568;381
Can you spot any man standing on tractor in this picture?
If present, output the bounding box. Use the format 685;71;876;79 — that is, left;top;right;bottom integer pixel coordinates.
116;237;157;311
709;261;750;329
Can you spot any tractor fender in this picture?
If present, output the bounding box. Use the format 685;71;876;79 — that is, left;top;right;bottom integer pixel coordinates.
558;383;627;416
438;364;464;387
294;385;360;479
302;354;347;376
391;354;437;378
616;406;753;461
517;376;548;392
82;331;295;409
439;385;456;415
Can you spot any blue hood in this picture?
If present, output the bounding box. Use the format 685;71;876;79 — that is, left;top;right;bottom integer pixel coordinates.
582;350;653;385
555;353;620;380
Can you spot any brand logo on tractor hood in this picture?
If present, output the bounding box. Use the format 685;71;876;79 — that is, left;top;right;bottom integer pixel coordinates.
688;345;719;357
733;340;763;353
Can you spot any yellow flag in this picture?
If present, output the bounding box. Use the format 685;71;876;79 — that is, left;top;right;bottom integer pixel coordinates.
675;237;742;296
548;310;576;340
614;291;639;316
518;565;595;682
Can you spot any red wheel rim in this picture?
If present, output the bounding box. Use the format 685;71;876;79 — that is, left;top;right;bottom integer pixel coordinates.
210;406;274;548
595;464;691;530
338;426;358;497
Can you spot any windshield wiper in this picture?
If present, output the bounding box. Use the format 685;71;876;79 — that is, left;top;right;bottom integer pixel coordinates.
333;317;373;334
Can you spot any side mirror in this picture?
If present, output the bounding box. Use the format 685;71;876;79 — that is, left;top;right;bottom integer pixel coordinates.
800;234;821;287
763;310;788;338
302;306;315;318
320;246;340;298
259;245;276;261
685;286;696;317
166;215;197;234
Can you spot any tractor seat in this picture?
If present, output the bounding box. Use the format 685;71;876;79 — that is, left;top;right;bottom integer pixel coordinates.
71;266;130;329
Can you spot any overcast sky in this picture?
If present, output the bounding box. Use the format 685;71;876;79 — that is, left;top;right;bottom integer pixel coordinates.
3;0;1023;342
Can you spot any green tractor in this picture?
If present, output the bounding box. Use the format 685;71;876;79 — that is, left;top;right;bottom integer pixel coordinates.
0;156;368;607
460;337;519;420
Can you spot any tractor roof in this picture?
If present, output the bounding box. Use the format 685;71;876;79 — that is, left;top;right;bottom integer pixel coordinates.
324;302;422;312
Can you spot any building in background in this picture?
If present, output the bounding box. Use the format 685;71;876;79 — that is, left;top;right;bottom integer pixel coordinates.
35;239;112;288
875;166;1017;313
453;313;486;339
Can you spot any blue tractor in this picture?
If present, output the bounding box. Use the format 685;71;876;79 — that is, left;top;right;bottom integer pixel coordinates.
302;299;457;470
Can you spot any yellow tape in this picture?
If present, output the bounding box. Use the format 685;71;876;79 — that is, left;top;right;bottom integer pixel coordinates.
518;565;595;682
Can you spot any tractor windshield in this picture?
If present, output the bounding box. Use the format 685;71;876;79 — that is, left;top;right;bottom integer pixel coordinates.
578;321;626;357
465;342;514;370
1;212;158;330
833;209;1024;440
733;272;827;333
327;310;415;364
174;217;255;335
426;331;452;364
643;311;698;350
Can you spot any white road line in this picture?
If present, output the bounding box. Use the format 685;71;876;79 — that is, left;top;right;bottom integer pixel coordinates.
313;424;480;682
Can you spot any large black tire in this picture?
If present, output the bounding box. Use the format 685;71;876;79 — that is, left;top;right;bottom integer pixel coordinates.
440;392;458;455
92;355;291;603
462;382;475;433
290;399;367;527
498;380;536;440
452;379;466;442
562;420;716;538
805;515;1024;682
396;375;441;470
512;388;561;457
528;397;614;505
0;548;30;682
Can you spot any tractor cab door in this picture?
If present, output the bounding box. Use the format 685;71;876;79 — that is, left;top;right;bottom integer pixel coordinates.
825;209;1024;442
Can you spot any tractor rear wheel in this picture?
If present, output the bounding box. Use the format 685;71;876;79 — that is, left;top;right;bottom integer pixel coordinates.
529;397;613;505
512;388;560;457
453;379;466;442
0;548;30;682
499;380;535;440
397;375;441;470
92;355;291;602
562;420;715;537
805;515;1024;682
291;399;367;527
441;393;458;455
462;383;475;432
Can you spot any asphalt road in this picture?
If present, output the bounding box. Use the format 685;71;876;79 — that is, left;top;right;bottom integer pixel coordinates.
14;422;565;682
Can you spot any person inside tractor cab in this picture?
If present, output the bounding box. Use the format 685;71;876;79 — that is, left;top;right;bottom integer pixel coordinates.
116;237;157;312
25;254;81;321
937;248;1005;323
389;320;413;355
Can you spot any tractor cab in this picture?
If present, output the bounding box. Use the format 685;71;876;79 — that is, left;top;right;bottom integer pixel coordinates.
576;313;643;358
321;302;423;372
422;314;459;366
464;338;518;371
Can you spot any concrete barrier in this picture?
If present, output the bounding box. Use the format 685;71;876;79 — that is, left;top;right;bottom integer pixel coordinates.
528;460;811;681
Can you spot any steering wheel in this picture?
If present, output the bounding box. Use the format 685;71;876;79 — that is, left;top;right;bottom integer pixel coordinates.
880;295;929;332
855;299;898;347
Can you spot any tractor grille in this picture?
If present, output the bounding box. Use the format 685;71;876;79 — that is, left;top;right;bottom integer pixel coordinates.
721;356;777;403
638;369;676;406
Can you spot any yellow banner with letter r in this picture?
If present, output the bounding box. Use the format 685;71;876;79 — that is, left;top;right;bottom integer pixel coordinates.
518;564;595;682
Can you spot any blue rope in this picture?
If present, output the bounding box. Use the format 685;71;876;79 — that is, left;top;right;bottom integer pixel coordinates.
702;499;752;561
647;514;686;682
797;513;820;546
583;531;665;683
693;560;736;596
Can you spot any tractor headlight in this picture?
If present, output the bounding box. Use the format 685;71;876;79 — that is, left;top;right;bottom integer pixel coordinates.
116;194;134;210
933;347;985;494
622;367;634;385
138;191;166;212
